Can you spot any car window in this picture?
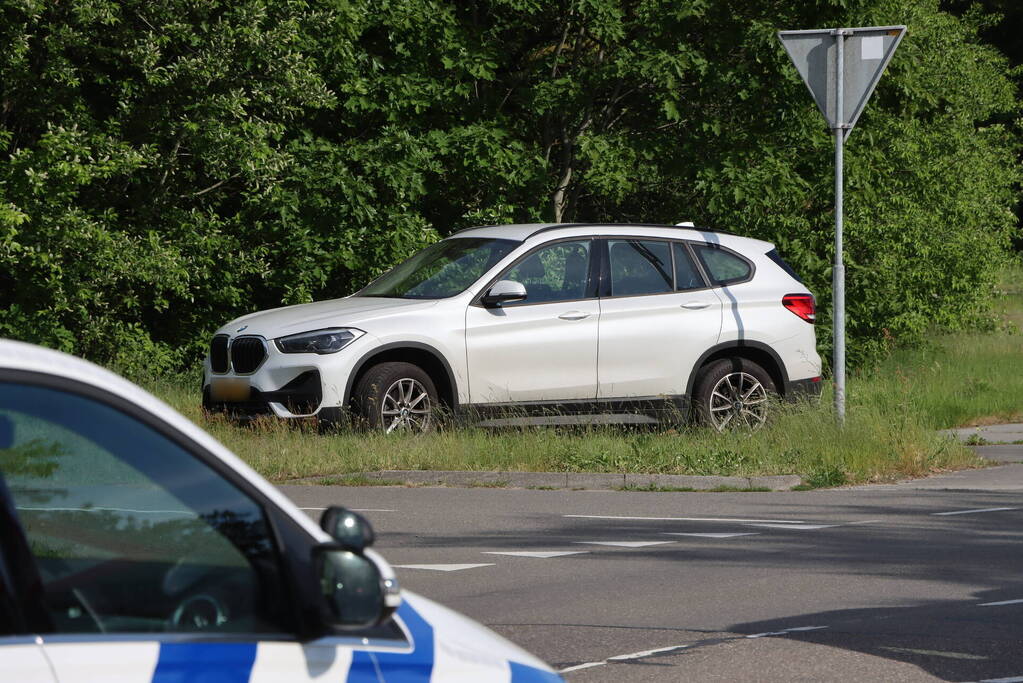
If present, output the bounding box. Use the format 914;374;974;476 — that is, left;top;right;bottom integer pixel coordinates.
693;245;752;284
673;243;706;291
502;240;591;305
608;239;673;296
0;382;288;635
357;237;519;299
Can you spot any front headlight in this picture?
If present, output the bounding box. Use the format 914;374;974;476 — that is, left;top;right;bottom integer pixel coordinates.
275;328;364;355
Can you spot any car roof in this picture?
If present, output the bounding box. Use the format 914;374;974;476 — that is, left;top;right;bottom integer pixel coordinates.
0;338;330;543
449;223;774;252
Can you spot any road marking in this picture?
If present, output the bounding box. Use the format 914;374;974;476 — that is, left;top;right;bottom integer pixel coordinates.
881;647;986;660
559;644;691;673
565;514;806;524
393;564;494;572
664;532;760;539
746;625;828;638
574;541;674;548
980;676;1023;682
747;523;842;530
932;507;1018;516
297;507;396;512
482;551;589;559
978;598;1023;607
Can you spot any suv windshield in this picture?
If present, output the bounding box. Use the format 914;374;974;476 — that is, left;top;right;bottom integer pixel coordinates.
357;237;519;299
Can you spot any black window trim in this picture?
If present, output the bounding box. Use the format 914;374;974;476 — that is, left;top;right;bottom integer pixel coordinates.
0;368;315;638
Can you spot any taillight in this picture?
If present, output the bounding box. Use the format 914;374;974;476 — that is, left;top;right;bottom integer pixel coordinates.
783;293;816;323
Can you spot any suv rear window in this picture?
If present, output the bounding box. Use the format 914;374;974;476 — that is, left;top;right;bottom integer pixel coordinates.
766;248;804;284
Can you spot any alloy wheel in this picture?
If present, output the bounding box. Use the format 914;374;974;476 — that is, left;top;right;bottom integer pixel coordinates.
707;371;768;431
381;377;433;433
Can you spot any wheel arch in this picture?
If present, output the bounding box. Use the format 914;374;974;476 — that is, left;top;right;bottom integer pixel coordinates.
344;342;459;411
685;341;790;398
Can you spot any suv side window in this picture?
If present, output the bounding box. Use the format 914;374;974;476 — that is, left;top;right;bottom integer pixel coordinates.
673;242;706;291
502;240;592;305
608;239;673;296
692;244;752;285
0;381;288;635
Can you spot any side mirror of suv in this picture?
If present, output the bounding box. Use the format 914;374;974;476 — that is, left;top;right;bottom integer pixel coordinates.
482;280;527;307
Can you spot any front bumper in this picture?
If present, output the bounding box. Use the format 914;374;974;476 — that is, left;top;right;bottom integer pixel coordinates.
202;332;375;419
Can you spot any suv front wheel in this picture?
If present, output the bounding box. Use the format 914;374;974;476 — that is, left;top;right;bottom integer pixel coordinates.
354;361;438;433
694;358;776;431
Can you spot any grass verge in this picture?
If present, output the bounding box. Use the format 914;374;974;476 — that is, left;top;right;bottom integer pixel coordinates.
144;266;1021;487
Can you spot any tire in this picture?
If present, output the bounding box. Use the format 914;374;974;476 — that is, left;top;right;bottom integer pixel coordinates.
353;362;438;434
693;358;776;432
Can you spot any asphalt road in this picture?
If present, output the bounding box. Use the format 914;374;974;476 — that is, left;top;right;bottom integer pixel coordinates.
280;465;1023;682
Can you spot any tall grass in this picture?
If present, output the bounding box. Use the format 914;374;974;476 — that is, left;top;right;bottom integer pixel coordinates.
143;266;1021;486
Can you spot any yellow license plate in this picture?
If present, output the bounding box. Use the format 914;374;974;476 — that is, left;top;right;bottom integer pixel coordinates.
209;377;251;402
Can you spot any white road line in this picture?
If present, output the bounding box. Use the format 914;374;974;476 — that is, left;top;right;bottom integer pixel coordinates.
564;514;806;524
978;598;1023;607
393;564;494;572
747;523;842;530
482;551;589;559
980;676;1023;682
932;507;1019;516
574;541;674;548
663;532;760;539
297;507;396;512
746;625;828;639
559;644;691;673
881;647;986;660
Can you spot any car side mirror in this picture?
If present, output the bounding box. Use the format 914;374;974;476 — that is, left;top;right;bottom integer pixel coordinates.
314;546;386;629
482;280;527;307
320;506;375;551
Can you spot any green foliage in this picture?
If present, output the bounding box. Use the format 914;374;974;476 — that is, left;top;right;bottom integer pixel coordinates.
0;0;1018;374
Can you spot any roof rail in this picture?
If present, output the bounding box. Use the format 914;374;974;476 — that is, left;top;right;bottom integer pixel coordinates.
526;222;735;239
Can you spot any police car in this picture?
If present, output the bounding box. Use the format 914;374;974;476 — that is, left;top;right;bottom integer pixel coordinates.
0;339;562;682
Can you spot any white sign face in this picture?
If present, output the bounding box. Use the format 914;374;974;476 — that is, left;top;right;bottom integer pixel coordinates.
778;26;906;136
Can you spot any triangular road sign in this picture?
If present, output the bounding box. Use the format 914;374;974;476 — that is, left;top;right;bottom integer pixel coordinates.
778;26;905;138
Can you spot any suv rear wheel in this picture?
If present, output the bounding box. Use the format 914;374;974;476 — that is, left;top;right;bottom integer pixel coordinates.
354;361;438;433
694;358;776;431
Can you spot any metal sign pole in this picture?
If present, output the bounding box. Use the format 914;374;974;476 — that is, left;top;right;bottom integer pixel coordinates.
777;23;905;426
833;29;847;425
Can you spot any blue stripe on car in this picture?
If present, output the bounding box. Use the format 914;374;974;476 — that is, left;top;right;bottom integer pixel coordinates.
510;661;564;682
151;642;257;683
346;602;435;682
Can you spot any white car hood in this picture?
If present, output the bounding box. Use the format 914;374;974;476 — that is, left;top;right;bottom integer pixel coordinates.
216;297;439;338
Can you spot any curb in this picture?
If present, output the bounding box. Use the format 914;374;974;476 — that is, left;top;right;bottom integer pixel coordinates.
296;470;803;491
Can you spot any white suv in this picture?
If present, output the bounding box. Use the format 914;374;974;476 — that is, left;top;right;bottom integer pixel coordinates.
203;223;822;431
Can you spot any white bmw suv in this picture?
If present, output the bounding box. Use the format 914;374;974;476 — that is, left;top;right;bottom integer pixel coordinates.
203;223;822;431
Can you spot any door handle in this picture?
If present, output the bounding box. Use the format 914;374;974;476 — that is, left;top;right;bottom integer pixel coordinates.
680;301;711;310
558;311;591;321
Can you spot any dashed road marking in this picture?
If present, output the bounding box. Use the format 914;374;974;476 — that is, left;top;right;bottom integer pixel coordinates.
559;644;691;673
746;625;829;638
574;541;675;548
747;523;842;530
564;514;807;524
393;563;494;572
664;532;760;539
482;551;589;559
881;647;986;660
932;507;1019;516
978;598;1023;607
